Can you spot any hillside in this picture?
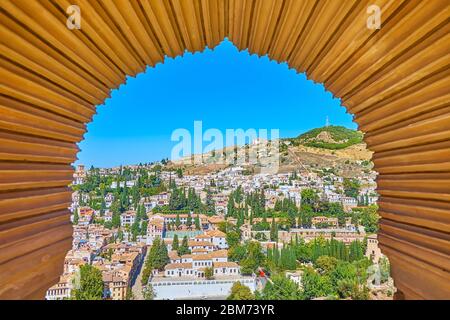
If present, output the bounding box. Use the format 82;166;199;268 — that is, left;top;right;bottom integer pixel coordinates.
285;125;363;150
170;126;372;177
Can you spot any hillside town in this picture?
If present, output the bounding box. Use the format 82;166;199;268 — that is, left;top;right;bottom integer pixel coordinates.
46;152;393;300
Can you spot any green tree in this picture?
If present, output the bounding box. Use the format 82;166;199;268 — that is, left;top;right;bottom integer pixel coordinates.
258;274;302;300
274;199;282;212
227;195;236;217
349;240;364;262
360;205;380;233
226;230;241;248
379;257;391;284
315;256;338;275
186;212;192;228
116;229;124;242
328;260;370;299
204;267;214;280
140;220;148;236
143;284;156;300
299;204;313;227
177;236;190;256
205;189;216;216
227;281;255;300
270;218;278;242
72;264;104;300
343;178;360;199
241;242;265;275
326;202;346;226
172;234;179;251
195;214;201;230
337;278;370;300
301;189;318;206
228;244;247;262
142;237;170;285
73;210;79;225
125;287;134;300
111;212;121;228
301;268;335;300
131;220;140;242
137;204;147;221
175;213;181;229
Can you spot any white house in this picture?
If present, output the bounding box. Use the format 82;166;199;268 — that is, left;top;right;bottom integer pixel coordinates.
146;215;164;245
104;210;113;223
205;230;228;249
120;211;136;226
163;249;237;278
45;275;73;300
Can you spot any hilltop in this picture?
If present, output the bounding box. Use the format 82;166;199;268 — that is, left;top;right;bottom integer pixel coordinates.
284;125;364;150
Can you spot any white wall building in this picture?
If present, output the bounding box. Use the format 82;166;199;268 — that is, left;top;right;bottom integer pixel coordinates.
151;277;256;300
120;211;136;226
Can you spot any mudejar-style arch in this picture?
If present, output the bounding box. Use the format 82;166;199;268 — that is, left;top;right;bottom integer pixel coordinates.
0;0;449;299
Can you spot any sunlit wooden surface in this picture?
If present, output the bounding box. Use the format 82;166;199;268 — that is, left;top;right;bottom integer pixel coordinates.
0;0;449;299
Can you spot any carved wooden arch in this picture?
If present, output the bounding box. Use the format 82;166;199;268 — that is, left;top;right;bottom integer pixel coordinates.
0;0;449;299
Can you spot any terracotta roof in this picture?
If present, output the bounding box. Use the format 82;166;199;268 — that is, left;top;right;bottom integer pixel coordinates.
188;240;214;247
149;219;164;227
191;249;228;260
209;250;228;258
165;263;192;270
208;216;225;223
194;234;212;239
213;262;239;268
160;214;191;218
205;230;226;237
121;210;136;216
192;254;212;261
168;251;180;260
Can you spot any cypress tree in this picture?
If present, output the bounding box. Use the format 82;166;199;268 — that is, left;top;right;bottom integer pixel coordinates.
270;218;278;242
172;234;179;251
195;214;201;230
73;210;79;225
186;212;192;228
175;213;181;228
178;236;190;256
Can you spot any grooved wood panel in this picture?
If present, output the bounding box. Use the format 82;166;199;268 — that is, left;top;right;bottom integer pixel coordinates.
0;0;449;299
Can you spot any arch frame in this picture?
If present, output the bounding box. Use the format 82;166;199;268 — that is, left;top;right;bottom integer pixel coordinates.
0;0;449;299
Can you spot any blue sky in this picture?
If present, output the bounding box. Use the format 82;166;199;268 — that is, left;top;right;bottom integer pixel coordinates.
76;39;356;168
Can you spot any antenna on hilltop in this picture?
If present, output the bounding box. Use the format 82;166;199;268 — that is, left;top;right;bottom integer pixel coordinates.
325;116;330;127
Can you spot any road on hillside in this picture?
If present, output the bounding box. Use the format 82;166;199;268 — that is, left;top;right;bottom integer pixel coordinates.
131;249;148;300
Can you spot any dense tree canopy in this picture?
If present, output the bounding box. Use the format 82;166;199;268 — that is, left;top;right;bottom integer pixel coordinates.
343;178;360;199
72;264;104;300
142;237;170;285
257;274;302;300
360;205;380;233
177;236;191;256
227;282;255;300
